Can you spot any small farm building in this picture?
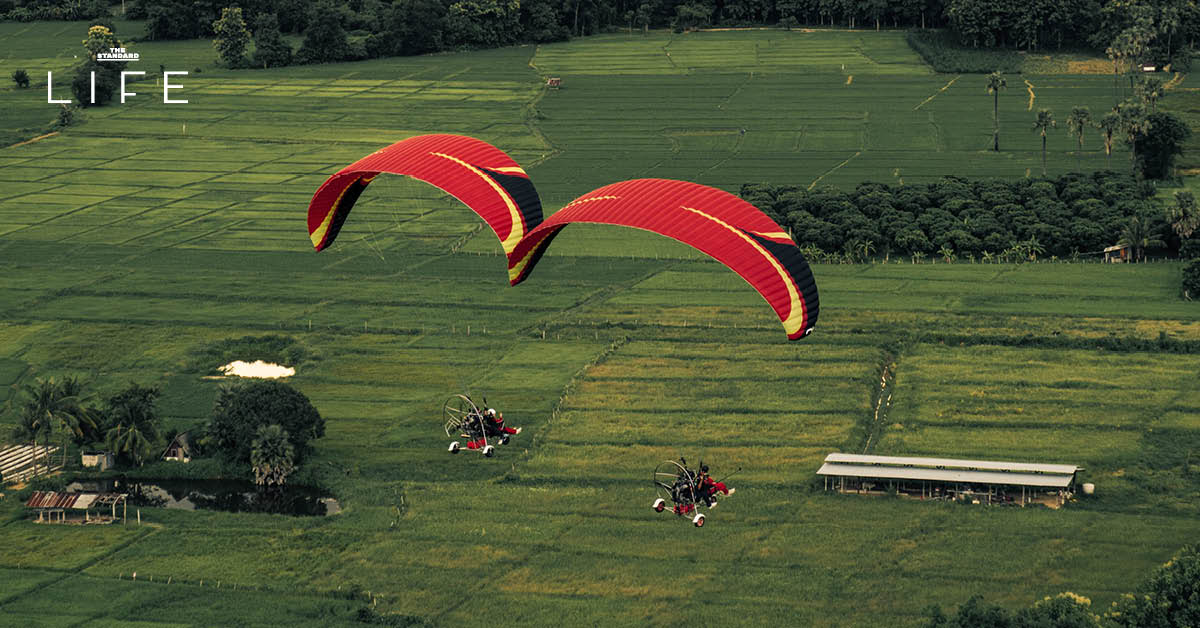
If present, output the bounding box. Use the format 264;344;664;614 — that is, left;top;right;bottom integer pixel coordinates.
1104;244;1130;262
162;433;192;463
817;453;1082;507
81;451;114;471
24;491;127;524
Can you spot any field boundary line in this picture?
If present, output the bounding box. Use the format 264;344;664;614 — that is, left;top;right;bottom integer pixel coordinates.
1024;79;1035;110
40;190;188;243
7;131;58;148
926;110;943;151
913;75;959;111
0;524;159;609
521;259;681;337
521;53;562;168
808;151;861;190
718;72;754;110
662;32;679;69
859;348;898;453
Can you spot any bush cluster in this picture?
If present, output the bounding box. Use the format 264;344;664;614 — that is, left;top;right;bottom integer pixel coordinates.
1183;259;1200;299
740;172;1168;262
2;0;108;22
905;30;1021;73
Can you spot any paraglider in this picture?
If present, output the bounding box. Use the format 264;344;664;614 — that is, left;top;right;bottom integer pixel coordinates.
306;134;543;278
507;179;819;340
305;141;818;340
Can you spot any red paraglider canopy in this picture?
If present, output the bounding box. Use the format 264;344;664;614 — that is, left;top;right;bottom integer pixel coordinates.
508;179;819;339
306;134;542;270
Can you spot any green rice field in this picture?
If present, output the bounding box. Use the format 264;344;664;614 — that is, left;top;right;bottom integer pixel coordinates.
0;21;1197;627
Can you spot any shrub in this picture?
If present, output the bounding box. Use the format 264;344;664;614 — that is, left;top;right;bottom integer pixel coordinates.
205;380;324;464
71;60;121;107
53;104;78;128
1183;259;1200;300
905;30;1021;73
11;69;29;88
251;13;292;68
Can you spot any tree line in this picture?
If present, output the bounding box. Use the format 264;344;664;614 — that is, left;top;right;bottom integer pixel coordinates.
7;0;1200;67
10;375;323;488
739;171;1200;263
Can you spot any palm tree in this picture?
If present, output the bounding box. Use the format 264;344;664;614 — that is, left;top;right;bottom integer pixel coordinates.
251;424;295;487
938;244;955;263
1106;37;1129;106
104;383;162;466
1032;109;1056;176
1135;75;1166;112
1066;106;1092;172
52;376;97;468
1168;190;1199;239
1118;215;1165;262
1097;111;1120;169
987;72;1007;151
1117;100;1151;175
11;403;52;474
16;377;89;475
981;251;995;264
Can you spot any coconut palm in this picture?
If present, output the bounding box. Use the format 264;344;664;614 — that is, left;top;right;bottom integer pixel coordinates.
987;72;1007;151
251;424;295;487
1097;111;1120;169
1118;215;1165;262
52;376;98;468
1066;106;1092;171
104;383;162;466
16;377;91;474
1032;109;1056;176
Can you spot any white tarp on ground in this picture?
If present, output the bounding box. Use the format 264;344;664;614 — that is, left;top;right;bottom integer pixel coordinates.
218;360;295;378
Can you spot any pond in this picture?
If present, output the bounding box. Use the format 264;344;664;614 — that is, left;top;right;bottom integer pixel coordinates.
67;478;341;517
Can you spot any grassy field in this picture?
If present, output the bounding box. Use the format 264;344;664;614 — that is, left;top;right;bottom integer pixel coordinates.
0;22;1198;627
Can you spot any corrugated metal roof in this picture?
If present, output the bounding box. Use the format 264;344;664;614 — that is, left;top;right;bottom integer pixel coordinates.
823;453;1080;475
817;463;1075;488
25;491;80;509
24;491;123;509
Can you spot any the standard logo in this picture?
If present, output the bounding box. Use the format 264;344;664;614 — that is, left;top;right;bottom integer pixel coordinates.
96;47;139;62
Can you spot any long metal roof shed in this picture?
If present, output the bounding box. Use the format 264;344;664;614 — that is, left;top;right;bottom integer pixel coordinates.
817;453;1083;506
816;463;1075;488
24;491;127;524
821;453;1082;476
